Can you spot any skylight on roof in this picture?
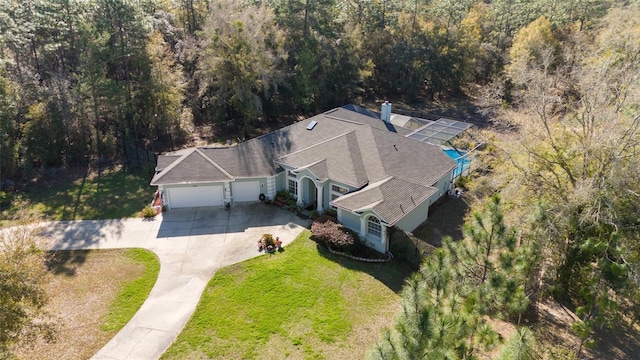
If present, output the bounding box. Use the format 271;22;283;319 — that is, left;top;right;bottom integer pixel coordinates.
307;121;318;130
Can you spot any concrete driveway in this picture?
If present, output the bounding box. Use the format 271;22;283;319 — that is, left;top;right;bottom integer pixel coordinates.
41;203;311;360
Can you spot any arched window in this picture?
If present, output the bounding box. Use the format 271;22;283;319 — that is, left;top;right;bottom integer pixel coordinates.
367;216;382;238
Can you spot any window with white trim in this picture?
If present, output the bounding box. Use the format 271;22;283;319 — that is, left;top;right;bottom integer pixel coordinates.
330;184;348;209
288;179;297;195
367;216;382;238
331;184;348;194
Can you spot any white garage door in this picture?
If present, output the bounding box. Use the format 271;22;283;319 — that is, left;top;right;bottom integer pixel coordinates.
232;181;260;202
167;186;224;208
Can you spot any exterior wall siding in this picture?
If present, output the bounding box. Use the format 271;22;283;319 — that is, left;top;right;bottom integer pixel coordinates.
364;234;386;253
395;197;431;233
340;211;361;233
328;181;354;207
427;169;454;206
433;170;453;198
276;171;286;192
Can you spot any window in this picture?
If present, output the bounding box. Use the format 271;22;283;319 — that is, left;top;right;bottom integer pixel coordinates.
331;184;348;194
288;179;298;195
330;185;347;210
367;216;382;238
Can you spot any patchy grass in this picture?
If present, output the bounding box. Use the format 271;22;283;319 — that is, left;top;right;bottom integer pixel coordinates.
0;166;154;226
14;249;160;360
162;230;414;360
100;249;161;332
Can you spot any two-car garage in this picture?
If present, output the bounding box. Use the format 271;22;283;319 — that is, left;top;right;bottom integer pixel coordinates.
163;181;261;209
165;185;224;209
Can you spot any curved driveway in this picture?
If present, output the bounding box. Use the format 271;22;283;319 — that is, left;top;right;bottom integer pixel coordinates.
41;204;310;360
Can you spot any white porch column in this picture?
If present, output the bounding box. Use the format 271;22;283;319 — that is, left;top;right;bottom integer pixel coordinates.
316;183;324;212
296;178;303;205
360;216;367;237
381;225;388;252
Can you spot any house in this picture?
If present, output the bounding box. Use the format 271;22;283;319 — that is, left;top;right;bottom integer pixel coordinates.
151;104;459;253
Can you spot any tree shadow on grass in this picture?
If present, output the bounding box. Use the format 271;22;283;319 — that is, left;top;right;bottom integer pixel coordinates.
412;194;472;247
313;240;415;294
310;195;472;293
45;250;91;276
592;320;640;359
70;170;89;220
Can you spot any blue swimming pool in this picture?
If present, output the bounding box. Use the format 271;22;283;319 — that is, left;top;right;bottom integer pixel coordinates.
443;149;470;178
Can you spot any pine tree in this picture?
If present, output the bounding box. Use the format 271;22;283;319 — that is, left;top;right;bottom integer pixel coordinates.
371;195;530;359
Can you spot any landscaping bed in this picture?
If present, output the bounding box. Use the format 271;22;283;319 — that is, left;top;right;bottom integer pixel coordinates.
310;215;390;261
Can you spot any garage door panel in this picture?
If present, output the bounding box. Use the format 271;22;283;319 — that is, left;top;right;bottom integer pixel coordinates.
168;186;223;208
232;181;260;202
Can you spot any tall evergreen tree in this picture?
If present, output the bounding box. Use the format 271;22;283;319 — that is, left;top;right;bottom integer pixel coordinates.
371;195;532;359
196;0;286;131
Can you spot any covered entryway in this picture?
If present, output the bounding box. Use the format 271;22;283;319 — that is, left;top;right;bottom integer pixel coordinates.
166;185;224;208
298;176;325;212
232;181;261;202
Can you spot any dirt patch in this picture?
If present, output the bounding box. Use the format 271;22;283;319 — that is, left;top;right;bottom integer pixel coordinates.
412;194;472;247
13;250;145;360
535;300;640;360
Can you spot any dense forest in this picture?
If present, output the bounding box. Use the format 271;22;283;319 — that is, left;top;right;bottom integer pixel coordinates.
1;0;639;358
0;0;617;178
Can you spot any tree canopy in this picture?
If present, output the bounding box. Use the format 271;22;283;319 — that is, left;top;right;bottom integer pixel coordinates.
1;0;639;356
2;0;619;178
0;224;56;357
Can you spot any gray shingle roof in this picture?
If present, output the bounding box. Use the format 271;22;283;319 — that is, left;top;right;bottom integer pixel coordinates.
303;159;329;181
371;126;456;187
151;149;232;185
276;131;368;187
156;155;180;171
331;177;437;226
151;107;457;223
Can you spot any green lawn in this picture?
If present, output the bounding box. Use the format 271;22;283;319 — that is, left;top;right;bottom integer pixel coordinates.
163;230;414;360
101;248;161;332
1;166;154;225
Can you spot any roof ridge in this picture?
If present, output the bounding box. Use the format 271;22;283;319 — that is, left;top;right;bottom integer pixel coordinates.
353;200;384;213
194;148;234;180
297;159;329;182
276;129;356;160
151;148;198;183
333;176;393;203
395;175;442;189
296;158;326;170
323;113;364;125
152;148;234;184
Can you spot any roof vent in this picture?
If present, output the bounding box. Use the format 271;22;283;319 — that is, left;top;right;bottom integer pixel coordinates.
307;121;318;130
